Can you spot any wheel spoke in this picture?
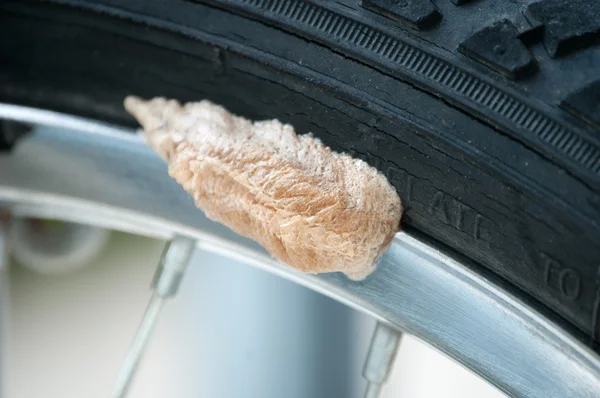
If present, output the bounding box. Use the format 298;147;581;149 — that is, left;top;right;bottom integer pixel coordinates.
363;322;402;398
112;236;196;398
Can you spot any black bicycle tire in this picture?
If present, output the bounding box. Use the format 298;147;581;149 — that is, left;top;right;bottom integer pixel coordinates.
1;0;600;349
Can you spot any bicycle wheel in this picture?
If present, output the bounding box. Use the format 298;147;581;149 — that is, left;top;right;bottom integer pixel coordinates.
1;0;600;396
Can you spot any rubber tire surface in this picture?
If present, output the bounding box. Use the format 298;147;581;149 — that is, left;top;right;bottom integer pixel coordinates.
2;0;600;349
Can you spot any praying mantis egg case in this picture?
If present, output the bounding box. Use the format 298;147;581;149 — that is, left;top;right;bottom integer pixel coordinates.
124;96;402;280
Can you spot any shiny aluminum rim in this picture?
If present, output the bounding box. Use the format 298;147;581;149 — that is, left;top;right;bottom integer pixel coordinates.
1;103;599;397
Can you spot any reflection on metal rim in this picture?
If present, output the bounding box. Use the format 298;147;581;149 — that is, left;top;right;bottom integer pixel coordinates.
1;103;599;397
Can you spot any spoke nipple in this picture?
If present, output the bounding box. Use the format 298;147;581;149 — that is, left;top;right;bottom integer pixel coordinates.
152;235;196;298
362;322;402;398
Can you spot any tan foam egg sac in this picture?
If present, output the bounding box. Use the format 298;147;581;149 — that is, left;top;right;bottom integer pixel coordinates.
124;96;403;280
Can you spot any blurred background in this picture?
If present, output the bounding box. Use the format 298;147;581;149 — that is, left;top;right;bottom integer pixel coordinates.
3;229;506;398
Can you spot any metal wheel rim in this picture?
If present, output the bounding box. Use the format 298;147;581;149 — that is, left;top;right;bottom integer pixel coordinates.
1;103;599;398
